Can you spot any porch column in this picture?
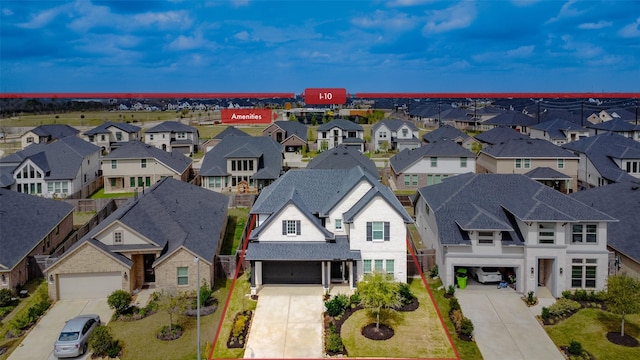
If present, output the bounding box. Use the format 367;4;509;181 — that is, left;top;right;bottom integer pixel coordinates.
351;261;357;289
322;262;328;291
348;261;354;289
250;261;256;295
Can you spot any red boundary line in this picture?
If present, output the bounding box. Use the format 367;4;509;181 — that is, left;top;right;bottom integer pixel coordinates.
407;236;461;360
0;93;296;99
356;92;640;99
208;213;256;360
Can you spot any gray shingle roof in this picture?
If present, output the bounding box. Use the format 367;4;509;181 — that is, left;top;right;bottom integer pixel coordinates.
415;173;615;245
317;119;363;131
371;119;418;133
524;167;572;180
145;121;197;134
272;121;308;141
530;119;588;140
84;122;141;136
103;141;192;174
586;118;640;132
562;132;640;184
483;111;538;127
306;145;378;177
570;183;638;262
474;127;529;145
390;140;474;174
482;138;578;158
422;125;470;143
199;136;282;178
245;236;361;261
0;189;73;270
213;126;250;140
29;124;79;138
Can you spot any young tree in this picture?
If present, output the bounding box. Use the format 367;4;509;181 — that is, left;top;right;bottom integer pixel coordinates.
357;271;402;329
607;274;640;337
157;288;188;334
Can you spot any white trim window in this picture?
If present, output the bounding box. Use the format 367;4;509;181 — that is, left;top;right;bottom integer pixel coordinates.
366;221;390;241
363;260;372;274
282;220;301;236
557;159;565;169
572;224;597;243
538;223;555;244
113;231;123;245
477;231;494;244
177;267;189;286
571;258;597;288
335;219;342;231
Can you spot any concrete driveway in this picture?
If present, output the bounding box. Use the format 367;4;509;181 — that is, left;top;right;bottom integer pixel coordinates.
456;286;563;360
244;286;324;359
8;299;113;360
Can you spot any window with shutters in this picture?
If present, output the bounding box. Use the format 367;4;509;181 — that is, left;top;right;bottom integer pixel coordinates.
366;221;390;242
282;220;301;236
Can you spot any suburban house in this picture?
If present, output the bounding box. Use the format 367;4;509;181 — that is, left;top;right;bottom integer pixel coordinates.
413;173;616;298
0;189;74;290
244;167;413;294
101;141;192;194
45;178;228;300
262;121;308;153
316;119;365;152
370;119;421;152
20;124;79;149
199;136;283;193
474;126;529;148
571;183;640;279
422;125;479;150
144;121;199;156
481;111;538;133
476;138;579;193
585;118;640;141
440;108;479;129
83;121;142;153
389;140;475;190
306;144;379;178
562;132;640;188
0;136;101;198
202;126;250;153
587;108;637;124
529;118;590;146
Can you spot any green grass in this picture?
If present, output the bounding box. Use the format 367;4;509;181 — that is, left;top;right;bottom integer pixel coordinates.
545;308;640;360
0;111;178;127
89;188;136;199
341;278;457;358
427;277;483;360
220;208;250;255
195;125;268;139
73;211;96;227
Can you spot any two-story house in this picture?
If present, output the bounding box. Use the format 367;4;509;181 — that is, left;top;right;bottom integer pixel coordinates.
262;121;308;153
529;119;590;146
389;140;475;190
199;136;283;193
585;118;640;141
371;119;421;152
481;111;538;134
83;121;142;153
202;126;250;153
413;173;616;298
474;126;529;148
20;124;79;149
306;144;379;178
244;167;413;294
45;178;228;299
144;121;199;156
562;132;640;188
316;119;365;152
101;141;192;194
1;189;74;291
587;108;636;124
0;136;101;198
422;125;480;150
476;138;579;193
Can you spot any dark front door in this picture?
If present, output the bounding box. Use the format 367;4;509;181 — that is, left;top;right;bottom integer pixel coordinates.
143;254;155;283
331;261;348;283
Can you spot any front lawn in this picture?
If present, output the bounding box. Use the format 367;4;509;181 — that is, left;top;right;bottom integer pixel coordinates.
341;277;457;358
545;308;640;359
89;188;135;199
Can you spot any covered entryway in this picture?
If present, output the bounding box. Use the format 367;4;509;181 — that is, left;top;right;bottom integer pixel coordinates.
58;272;122;299
262;261;322;284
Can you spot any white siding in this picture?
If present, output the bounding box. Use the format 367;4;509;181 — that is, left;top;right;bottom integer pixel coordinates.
256;204;328;242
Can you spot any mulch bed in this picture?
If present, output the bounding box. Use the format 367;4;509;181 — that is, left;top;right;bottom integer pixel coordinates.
0;347;7;356
558;346;595;360
606;332;640;347
541;301;608;326
156;324;184;341
361;323;394;340
184;304;217;317
328;304;363;333
227;311;253;349
397;298;419;312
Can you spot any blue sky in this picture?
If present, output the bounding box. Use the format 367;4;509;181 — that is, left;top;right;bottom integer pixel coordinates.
1;0;639;94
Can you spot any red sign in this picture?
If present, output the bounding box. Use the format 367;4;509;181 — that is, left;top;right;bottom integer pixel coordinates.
221;108;274;124
304;88;347;105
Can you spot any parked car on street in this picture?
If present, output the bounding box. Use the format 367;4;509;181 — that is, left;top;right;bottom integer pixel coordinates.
470;267;503;283
53;314;101;358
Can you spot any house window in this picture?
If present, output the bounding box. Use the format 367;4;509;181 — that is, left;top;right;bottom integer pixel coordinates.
130;177;135;187
374;260;384;272
27;136;34;143
427;175;433;186
402;128;408;137
145;177;151;187
115;132;122;141
571;258;597;288
367;221;389;241
411;175;418;186
538;223;555;244
515;159;521;168
404;175;410;186
141;159;147;168
431;157;438;167
386;259;395;274
460;157;467;168
149;134;154;141
177;267;189;286
524;159;531;168
363;260;372;274
110;178;117;187
208;177;221;188
111;160;117;169
380;131;387;138
478;231;494;244
177;132;186;139
114;231;123;244
282;220;301;236
572;224;597;243
557;159;564;169
335;219;342;230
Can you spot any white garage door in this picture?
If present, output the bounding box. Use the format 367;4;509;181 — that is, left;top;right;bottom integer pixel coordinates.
58;272;122;299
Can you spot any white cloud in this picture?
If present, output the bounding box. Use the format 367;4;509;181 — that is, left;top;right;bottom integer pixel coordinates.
619;17;640;38
578;21;612;30
134;11;193;29
423;1;476;33
560;34;602;58
234;31;250;41
231;0;249;7
2;8;14;16
18;5;68;29
387;0;437;7
351;10;418;31
506;45;535;57
166;31;214;51
472;45;535;62
547;0;583;24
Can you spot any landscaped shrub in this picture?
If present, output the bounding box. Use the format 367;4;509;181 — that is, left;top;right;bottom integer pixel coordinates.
429;265;439;278
541;307;550;321
107;290;132;315
450;309;463;330
199;279;213;306
449;297;461;314
459;317;474;337
90;325;121;358
349;293;361;307
9;287;50;333
525;291;537;306
446;285;455;297
232;313;248;338
398;283;416;305
0;289;14;307
548;298;581;317
325;294;350;317
568;340;582;355
573;289;588;301
562;290;572;299
327;332;344;352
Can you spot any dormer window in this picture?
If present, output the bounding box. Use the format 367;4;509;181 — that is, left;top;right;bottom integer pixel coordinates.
335;219;343;230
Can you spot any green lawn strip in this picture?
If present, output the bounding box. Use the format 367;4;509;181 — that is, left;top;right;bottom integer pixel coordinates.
545;308;640;359
427;278;483;360
1;111;178;127
341;278;456;358
89;188;136;199
220;208;250;255
73;211;96;227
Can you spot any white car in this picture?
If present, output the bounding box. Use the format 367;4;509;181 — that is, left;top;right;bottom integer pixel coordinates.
471;267;503;283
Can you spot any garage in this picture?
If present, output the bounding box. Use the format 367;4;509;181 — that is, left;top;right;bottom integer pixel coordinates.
58;272;122;299
262;261;322;284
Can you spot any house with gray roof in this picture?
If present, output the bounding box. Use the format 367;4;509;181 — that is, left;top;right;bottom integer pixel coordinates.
144;121;199;156
389;140;475;190
262;121;308;153
529;118;590;146
422;125;479;151
0;136;101;198
0;189;74;290
477;138;579;193
571;183;640;279
199;136;282;193
370;119;420;152
101;141;192;194
20;124;79;149
587;108;637;124
562;132;640;188
306;144;378;177
245;167;412;293
413;173;616;298
202;126;250;153
585;118;640;141
474;126;529;147
316;119;365;152
481;111;539;133
45;178;228;300
83;121;142;153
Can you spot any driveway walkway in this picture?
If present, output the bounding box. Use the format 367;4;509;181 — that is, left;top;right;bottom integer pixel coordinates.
244;286;324;359
8;299;113;360
456;287;563;360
